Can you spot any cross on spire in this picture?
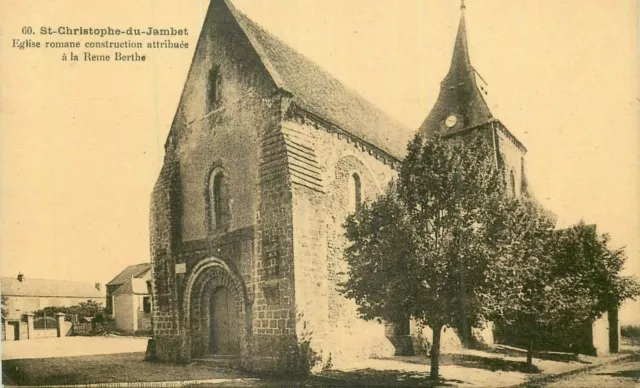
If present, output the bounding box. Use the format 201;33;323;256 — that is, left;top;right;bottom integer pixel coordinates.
461;0;466;10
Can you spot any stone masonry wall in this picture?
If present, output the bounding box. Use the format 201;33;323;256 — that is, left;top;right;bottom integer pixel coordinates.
149;155;185;362
284;112;399;368
494;124;526;197
250;112;298;371
149;0;286;366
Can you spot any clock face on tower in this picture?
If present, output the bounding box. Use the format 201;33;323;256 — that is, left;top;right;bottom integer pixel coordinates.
445;114;458;128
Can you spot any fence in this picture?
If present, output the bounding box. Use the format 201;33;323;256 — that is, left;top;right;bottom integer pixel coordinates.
622;337;640;346
72;322;93;336
33;316;58;330
2;313;68;341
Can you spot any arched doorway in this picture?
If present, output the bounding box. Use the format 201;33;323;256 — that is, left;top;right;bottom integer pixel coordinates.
185;258;246;359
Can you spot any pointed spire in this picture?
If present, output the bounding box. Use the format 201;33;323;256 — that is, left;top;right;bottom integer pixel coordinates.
447;4;471;79
418;1;493;137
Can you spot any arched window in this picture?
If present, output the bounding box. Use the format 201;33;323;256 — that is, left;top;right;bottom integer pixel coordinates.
208;65;221;106
348;173;362;214
509;170;516;197
209;171;229;230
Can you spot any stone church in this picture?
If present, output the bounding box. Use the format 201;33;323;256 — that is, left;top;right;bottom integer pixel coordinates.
148;0;527;370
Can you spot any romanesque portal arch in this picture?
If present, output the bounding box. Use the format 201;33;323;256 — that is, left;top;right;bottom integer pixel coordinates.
184;258;247;358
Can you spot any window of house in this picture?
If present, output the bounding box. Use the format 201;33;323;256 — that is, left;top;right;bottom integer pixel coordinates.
209;171;229;230
348;173;362;214
142;297;151;314
510;170;516;197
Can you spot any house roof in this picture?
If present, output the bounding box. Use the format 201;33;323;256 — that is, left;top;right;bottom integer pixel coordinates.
1;277;105;299
418;7;494;137
107;263;151;286
225;0;415;159
112;278;150;296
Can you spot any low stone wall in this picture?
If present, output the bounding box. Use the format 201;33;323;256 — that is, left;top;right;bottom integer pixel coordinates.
31;328;58;339
2;313;69;341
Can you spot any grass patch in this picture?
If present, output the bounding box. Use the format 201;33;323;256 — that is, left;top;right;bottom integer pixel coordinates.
2;352;243;386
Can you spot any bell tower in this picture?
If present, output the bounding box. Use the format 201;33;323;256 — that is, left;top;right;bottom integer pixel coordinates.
419;0;493;136
418;0;529;198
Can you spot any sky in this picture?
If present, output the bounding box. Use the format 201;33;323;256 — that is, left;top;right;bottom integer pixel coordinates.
1;0;638;322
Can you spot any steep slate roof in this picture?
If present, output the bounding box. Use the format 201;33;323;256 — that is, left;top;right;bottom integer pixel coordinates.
112;278;150;296
107;263;151;286
1;277;105;299
225;0;414;159
418;6;494;137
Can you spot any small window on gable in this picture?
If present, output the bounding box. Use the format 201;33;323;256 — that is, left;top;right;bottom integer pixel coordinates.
209;171;229;231
510;170;516;197
348;173;362;214
208;65;221;106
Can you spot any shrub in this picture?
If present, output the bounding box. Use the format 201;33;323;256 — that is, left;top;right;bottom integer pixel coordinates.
278;328;320;376
93;317;117;336
621;325;640;338
276;313;321;377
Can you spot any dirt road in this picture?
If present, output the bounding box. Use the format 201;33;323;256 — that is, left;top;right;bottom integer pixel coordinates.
1;336;148;360
544;354;640;387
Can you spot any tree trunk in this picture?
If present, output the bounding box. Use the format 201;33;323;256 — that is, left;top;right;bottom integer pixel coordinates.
430;325;443;382
460;316;470;348
457;245;469;348
526;340;534;366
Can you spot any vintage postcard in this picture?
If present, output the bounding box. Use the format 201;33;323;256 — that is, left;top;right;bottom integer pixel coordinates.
1;0;639;387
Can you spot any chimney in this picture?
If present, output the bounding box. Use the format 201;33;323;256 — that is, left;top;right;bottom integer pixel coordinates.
95;283;101;291
17;273;24;282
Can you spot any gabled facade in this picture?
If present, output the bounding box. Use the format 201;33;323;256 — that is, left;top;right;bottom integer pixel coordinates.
148;0;413;370
148;0;530;371
112;277;152;333
106;263;151;315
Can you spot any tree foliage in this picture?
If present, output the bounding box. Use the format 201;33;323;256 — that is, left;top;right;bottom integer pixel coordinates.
493;205;640;362
340;132;640;378
34;299;104;319
341;133;508;381
489;196;561;363
551;222;640;319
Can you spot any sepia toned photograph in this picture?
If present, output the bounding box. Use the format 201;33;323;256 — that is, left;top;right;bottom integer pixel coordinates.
1;0;639;386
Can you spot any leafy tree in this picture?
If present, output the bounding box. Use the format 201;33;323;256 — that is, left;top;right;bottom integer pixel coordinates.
341;134;509;382
489;196;558;365
495;215;640;364
550;222;640;324
76;300;103;318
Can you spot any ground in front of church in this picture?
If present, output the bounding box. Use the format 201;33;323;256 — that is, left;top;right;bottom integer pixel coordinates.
2;337;637;387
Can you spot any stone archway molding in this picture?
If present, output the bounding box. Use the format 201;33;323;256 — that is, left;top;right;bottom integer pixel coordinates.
326;151;386;194
183;257;249;359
